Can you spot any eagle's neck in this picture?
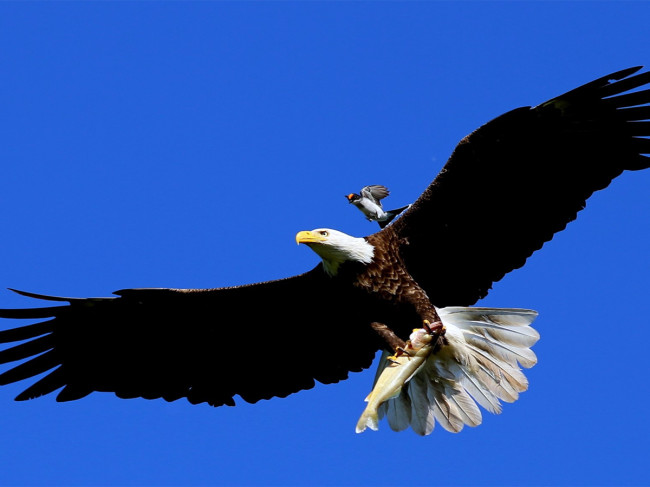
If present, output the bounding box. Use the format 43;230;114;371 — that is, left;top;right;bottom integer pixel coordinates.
319;237;374;277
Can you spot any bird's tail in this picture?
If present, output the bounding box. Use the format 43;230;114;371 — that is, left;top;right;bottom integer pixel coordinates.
378;204;411;228
376;307;539;435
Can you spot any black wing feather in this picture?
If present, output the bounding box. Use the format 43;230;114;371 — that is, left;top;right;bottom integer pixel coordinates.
0;269;382;406
388;67;650;306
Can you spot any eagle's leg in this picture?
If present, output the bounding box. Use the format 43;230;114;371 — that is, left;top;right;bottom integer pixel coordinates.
422;319;447;352
370;322;406;353
423;319;445;336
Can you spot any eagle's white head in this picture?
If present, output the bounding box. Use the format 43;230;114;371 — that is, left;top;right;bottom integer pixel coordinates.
296;228;374;276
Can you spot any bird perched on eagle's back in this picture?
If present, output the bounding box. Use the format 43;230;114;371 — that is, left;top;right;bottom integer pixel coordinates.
0;66;648;434
346;185;410;228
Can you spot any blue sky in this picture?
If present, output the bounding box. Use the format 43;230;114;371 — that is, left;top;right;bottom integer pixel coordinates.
1;2;649;486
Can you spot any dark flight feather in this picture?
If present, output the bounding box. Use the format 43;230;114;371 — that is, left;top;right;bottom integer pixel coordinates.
389;66;650;306
0;272;383;406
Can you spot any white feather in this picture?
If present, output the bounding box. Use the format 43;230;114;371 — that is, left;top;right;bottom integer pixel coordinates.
369;307;540;435
450;361;503;414
408;372;436;435
428;379;464;433
462;331;538;369
447;386;482;428
383;388;412;432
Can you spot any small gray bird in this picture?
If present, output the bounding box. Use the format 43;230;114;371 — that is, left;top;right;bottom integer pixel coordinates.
345;185;410;228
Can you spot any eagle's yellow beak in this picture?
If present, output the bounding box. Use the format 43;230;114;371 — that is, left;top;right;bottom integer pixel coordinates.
296;230;327;245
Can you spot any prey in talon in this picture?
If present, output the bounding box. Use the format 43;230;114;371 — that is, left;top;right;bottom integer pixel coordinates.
355;326;436;433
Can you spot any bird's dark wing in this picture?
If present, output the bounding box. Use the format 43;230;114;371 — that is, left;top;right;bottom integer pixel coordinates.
362;185;390;203
0;269;381;406
387;66;650;307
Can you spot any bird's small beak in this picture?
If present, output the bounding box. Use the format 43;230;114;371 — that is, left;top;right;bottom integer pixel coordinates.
345;194;354;202
296;230;326;245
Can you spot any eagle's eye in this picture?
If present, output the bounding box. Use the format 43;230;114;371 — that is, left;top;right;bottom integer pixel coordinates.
320;231;329;237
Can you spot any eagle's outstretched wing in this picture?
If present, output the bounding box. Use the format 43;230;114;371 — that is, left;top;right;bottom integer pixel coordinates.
388;66;650;307
0;269;381;406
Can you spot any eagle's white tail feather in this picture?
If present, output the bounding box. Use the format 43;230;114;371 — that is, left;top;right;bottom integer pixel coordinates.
468;350;523;403
463;332;538;369
428;379;464;433
384;387;411;432
376;307;539;435
408;372;436;435
447;384;482;428
467;342;529;389
400;366;483;434
451;362;503;414
442;307;539;348
468;345;528;402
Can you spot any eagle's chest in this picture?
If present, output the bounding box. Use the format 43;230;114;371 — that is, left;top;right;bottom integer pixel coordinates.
339;256;429;311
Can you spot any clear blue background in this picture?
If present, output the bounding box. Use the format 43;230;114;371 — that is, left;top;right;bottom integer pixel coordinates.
1;2;648;486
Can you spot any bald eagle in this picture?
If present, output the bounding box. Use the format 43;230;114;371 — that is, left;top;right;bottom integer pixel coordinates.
0;67;648;434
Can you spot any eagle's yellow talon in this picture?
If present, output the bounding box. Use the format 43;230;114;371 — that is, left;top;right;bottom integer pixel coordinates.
396;346;412;357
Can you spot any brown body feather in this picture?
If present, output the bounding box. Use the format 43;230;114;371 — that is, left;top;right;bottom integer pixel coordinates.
361;231;441;330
